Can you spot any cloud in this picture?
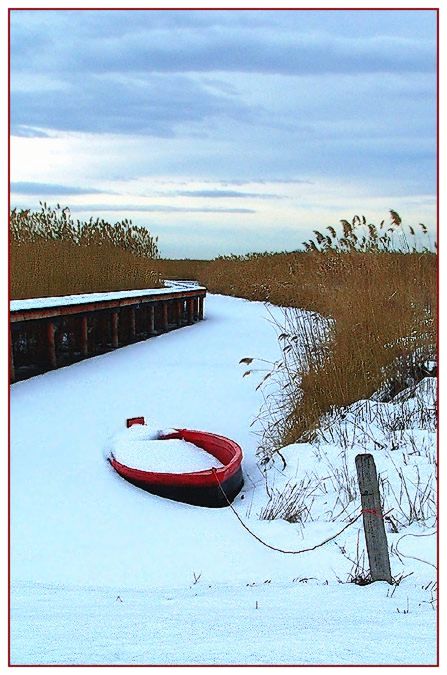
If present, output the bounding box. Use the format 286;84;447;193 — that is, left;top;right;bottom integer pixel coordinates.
10;10;436;140
10;182;109;195
66;204;256;214
209;178;313;186
11;10;435;77
93;32;433;77
11;10;436;150
10;72;255;137
12;127;52;138
173;189;282;199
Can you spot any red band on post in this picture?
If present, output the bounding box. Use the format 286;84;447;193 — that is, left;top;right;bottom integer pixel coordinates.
361;508;384;519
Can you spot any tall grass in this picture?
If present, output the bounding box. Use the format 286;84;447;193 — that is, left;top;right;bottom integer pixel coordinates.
10;203;161;298
10;204;436;453
158;213;437;450
277;246;436;446
152;258;210;283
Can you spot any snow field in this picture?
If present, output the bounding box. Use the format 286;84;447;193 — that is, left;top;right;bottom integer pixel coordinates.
11;579;435;665
10;294;437;665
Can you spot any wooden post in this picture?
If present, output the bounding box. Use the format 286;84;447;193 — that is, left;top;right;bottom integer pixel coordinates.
198;296;204;320
145;304;155;335
187;298;194;324
95;312;104;352
100;312;110;349
177;300;183;326
80;315;88;356
162;302;169;331
47;320;57;369
111;311;119;348
172;300;178;326
137;305;145;338
88;313;96;354
355;453;392;583
129;306;136;340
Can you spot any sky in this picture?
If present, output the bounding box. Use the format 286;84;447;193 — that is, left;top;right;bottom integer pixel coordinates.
9;8;437;259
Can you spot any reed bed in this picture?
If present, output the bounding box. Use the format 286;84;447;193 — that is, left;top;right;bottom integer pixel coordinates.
10;204;436;452
152;258;210;282
10;240;162;299
10;203;161;299
158;213;437;450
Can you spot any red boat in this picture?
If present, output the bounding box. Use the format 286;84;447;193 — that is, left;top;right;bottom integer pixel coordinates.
108;418;244;507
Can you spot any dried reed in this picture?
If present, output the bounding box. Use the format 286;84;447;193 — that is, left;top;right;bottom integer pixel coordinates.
10;203;161;298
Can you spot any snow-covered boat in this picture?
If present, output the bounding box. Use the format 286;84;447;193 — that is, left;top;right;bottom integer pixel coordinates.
108;418;244;507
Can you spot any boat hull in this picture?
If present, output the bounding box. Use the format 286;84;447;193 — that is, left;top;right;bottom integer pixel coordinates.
108;428;244;508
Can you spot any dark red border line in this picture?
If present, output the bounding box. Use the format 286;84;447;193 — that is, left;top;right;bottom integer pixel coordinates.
435;7;440;670
8;7;12;669
7;5;440;668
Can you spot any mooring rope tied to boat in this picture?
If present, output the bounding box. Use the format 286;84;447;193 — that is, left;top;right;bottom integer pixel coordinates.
211;468;386;555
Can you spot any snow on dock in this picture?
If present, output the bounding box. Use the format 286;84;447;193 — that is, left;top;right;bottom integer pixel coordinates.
10;280;205;312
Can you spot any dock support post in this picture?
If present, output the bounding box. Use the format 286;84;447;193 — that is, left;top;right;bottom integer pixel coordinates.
149;305;155;334
47;320;57;369
129;306;136;340
80;315;88;356
112;311;119;348
89;312;97;355
199;296;204;320
163;302;169;331
187;298;194;324
10;327;15;383
99;312;107;350
100;312;110;349
177;300;183;326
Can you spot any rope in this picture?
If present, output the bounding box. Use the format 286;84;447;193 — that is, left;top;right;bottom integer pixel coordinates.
211;468;363;555
394;531;437;569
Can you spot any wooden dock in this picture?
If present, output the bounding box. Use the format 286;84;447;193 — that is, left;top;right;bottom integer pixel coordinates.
10;283;206;383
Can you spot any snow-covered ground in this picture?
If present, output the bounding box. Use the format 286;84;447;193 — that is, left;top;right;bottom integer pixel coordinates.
10;294;437;665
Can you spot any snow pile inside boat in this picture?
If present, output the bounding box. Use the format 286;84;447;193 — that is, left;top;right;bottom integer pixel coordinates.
110;426;224;474
121;423;166;441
